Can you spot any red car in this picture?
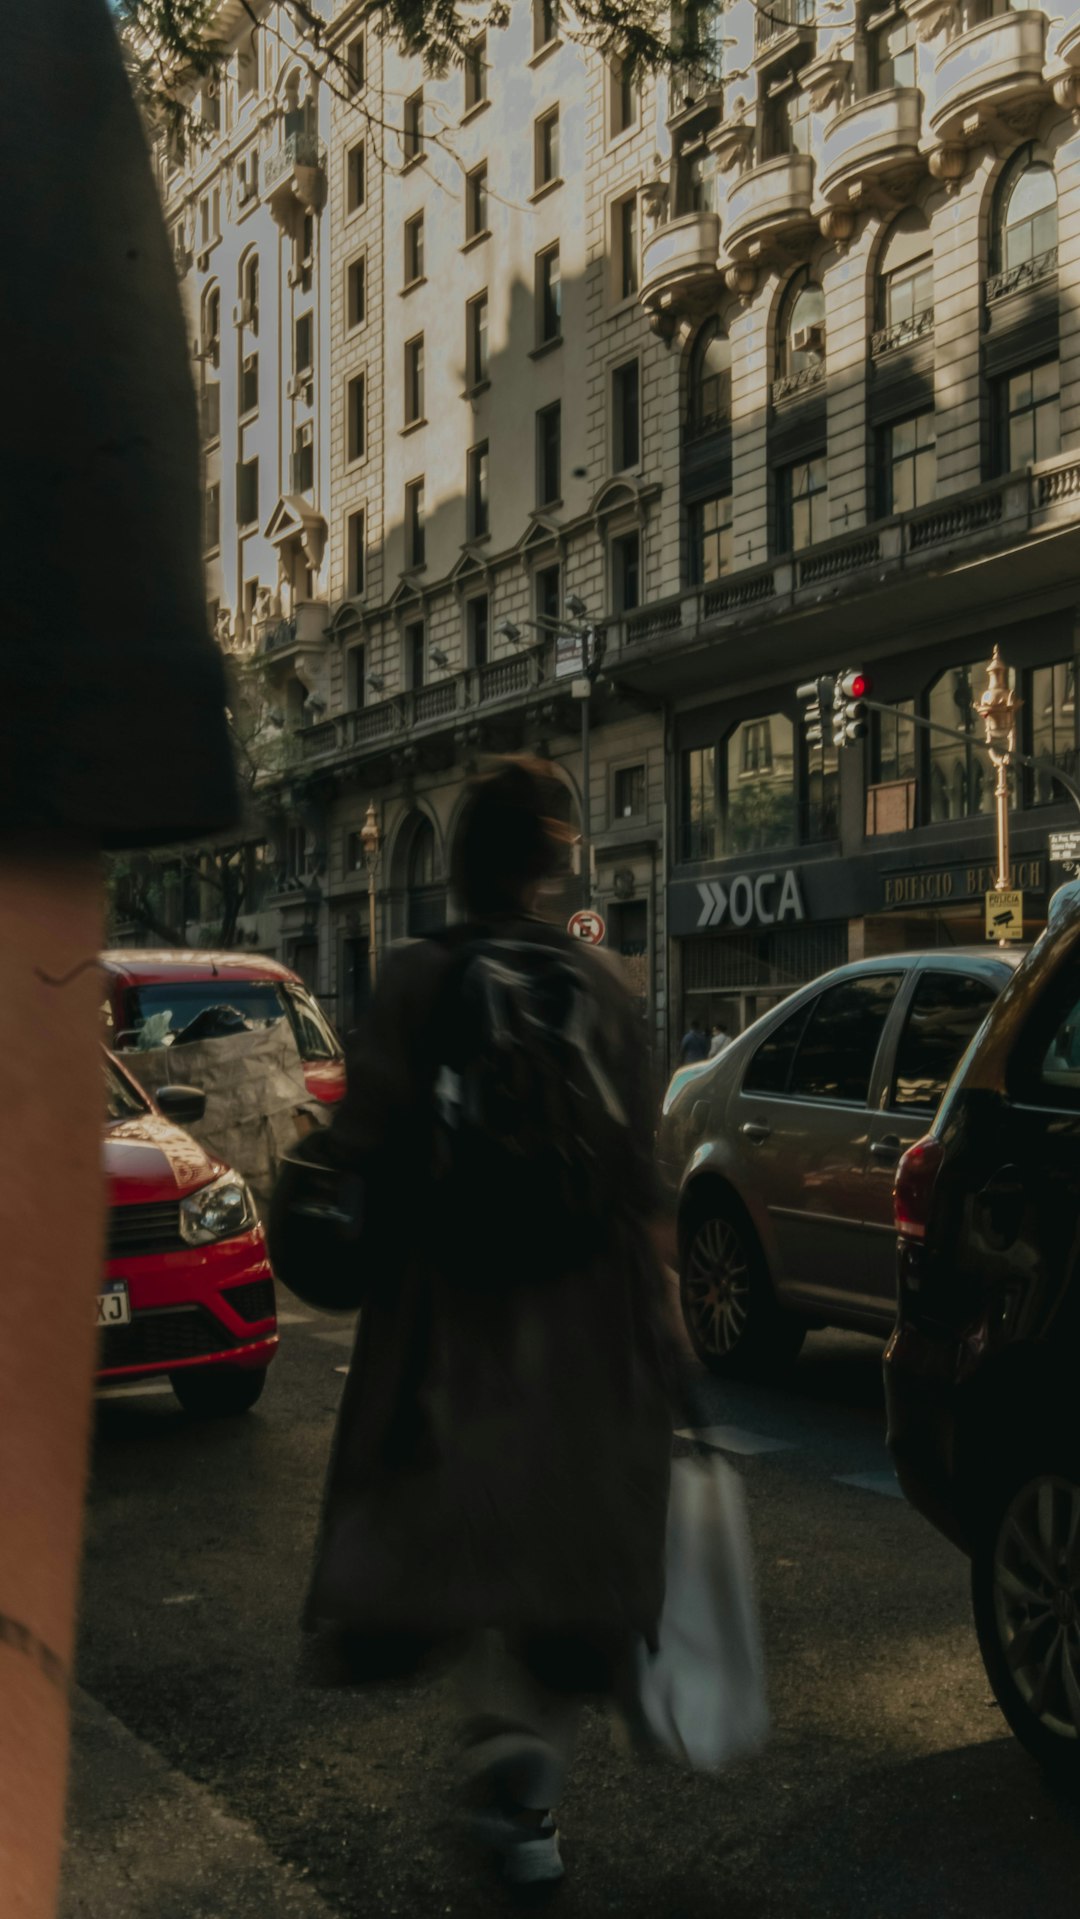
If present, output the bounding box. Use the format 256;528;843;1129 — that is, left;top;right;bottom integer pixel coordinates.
100;1052;278;1414
100;950;346;1105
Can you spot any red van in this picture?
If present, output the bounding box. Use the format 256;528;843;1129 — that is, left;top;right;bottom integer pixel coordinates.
101;950;346;1104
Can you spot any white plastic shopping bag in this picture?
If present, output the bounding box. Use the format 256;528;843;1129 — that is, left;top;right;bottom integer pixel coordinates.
633;1452;769;1770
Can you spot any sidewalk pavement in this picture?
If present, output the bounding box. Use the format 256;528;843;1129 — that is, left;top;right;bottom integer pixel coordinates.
62;1692;339;1919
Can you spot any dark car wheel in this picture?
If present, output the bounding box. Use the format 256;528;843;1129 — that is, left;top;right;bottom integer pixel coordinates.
170;1367;268;1417
679;1198;805;1380
973;1466;1080;1777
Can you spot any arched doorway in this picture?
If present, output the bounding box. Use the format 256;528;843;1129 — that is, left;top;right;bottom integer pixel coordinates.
390;810;447;939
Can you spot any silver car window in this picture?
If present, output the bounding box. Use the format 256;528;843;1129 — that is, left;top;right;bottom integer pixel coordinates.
787;975;902;1105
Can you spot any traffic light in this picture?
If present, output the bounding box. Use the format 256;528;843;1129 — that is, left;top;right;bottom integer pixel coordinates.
797;676;835;751
833;669;872;748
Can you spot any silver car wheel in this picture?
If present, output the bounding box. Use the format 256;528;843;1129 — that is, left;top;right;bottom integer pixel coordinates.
992;1475;1080;1742
684;1216;751;1357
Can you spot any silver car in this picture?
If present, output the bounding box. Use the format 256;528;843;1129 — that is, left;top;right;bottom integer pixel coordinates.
657;949;1025;1377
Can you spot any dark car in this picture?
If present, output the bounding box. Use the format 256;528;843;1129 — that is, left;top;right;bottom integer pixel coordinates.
657;949;1024;1377
886;891;1080;1774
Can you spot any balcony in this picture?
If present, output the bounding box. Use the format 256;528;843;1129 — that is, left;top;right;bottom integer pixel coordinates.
817;89;923;208
929;11;1048;147
289;646;549;767
639;212;723;321
986;244;1058;306
255;600;328;659
871;306;934;358
725;153;815;260
755;0;815;57
263;131;327;226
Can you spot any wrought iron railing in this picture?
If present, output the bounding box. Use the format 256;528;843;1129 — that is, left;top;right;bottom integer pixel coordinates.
986;245;1058;305
871;306;934;359
772;361;825;405
755;0;814;48
264;132;326;193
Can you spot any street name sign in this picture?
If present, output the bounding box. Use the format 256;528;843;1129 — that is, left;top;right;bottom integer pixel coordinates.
1050;831;1080;866
985;889;1023;941
567;909;606;944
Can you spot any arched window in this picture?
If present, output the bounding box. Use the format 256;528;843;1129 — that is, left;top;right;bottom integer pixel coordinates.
201;283;221;369
995;147;1057;276
241;252;259;333
776;269;825;382
395;813;446;937
687;319;731;437
408;817;436;891
876;209;933;348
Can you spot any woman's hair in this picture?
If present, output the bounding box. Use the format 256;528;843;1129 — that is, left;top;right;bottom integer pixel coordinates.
451;756;574;917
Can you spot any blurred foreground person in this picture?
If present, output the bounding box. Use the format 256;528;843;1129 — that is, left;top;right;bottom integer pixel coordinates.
2;6;237;1913
300;759;673;1886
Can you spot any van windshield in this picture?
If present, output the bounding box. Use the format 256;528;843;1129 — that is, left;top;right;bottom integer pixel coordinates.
122;982;287;1048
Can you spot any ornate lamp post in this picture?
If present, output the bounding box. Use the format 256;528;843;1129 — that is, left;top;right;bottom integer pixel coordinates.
359;800;381;989
976;646;1021;898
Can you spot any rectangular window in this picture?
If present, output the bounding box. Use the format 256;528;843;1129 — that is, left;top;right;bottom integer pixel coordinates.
719;714;796;854
535;109;560;189
466;162;488;240
611;55;638;137
346;645;366;711
237;456;259;528
404;212;424;284
201;380;221;442
870;10;916;90
1030;660;1078;806
347;373;365;462
764;86;812;161
405;619;426;688
891;971;998;1114
537;244;561;343
998;359;1061;473
403;90;424;161
347;509;365;597
291;424;313;494
534;0;559;51
536;401;561;506
404;334;425;425
346;255;366;329
346;140;365;213
612;529;640;612
240;351;259;416
238;37;258;97
788;975;902;1106
689;495;732;583
778;456;828;553
872;700;917;783
345;30;365;93
467;291;489;387
877;413;936;515
928;662;999;823
468;441;490;538
467;595;490;667
536;564;561;627
612;359;641;470
406;477;425;566
464;34;487;111
681;745;717;860
204;483;220;551
614;764;646;820
615;194;640;299
294;310;313;373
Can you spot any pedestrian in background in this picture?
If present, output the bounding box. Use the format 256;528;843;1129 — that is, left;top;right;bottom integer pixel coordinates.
298;757;674;1888
679;1018;709;1065
708;1021;732;1059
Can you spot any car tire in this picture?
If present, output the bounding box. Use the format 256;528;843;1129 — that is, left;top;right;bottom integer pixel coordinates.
679;1195;805;1380
972;1462;1080;1778
170;1366;268;1418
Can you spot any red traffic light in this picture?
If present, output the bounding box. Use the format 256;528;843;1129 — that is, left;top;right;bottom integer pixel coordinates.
838;669;871;701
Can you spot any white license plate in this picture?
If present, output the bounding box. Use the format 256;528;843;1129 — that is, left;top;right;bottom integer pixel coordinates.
97;1281;131;1327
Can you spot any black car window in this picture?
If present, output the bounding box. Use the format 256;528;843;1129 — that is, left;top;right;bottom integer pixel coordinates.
743;999;813;1095
787;974;902;1105
891;970;999;1113
281;985;340;1062
1036;978;1080;1105
103;1058;147;1122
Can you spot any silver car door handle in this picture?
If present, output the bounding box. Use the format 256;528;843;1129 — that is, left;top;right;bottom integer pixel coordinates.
870;1135;902;1165
740;1120;771;1143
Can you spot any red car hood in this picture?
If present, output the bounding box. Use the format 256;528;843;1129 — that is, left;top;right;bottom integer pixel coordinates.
104;1115;224;1207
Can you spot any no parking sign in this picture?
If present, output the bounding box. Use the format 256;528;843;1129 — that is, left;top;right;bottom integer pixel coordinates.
567;909;606;945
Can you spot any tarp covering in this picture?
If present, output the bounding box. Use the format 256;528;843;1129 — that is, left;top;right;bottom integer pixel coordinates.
121;1023;325;1206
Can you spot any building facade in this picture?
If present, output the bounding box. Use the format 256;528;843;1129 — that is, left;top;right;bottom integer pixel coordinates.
145;0;1080;1063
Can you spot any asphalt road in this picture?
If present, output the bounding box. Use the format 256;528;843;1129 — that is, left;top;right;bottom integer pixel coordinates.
64;1299;1080;1919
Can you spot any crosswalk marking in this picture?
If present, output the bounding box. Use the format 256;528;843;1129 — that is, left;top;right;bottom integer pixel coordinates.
834;1471;903;1500
674;1424;794;1456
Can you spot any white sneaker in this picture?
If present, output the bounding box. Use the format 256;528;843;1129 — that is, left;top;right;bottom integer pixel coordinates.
468;1809;565;1886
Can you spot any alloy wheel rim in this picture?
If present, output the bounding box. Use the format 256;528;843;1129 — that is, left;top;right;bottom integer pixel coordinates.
993;1474;1080;1741
684;1217;751;1356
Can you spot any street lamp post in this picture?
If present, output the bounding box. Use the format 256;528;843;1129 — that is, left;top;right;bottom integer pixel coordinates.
359;799;381;990
976;645;1021;899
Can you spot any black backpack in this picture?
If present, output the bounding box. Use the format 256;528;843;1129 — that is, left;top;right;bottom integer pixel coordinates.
428;937;632;1273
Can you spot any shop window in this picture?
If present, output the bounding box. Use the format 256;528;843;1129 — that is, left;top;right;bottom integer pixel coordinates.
787;975;902;1105
614;764;646;820
891;971;999;1114
872;700;917;784
689;495;732;584
867;7;916;91
876;413;936;516
777;456;828;553
681;744;717;860
1028;660;1078;807
994;147;1057;276
776;269;825;385
720;714;796;856
927;662;1004;823
995;360;1060;474
687;319;731;439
